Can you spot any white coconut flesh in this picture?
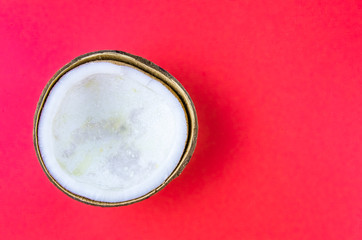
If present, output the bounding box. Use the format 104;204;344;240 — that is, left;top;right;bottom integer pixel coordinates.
38;62;188;203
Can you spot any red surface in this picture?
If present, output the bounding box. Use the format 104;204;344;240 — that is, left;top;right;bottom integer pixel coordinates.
0;0;361;239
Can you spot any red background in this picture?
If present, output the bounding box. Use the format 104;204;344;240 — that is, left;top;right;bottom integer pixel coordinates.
0;0;361;239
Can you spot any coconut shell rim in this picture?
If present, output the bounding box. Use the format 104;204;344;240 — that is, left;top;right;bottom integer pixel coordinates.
33;50;198;207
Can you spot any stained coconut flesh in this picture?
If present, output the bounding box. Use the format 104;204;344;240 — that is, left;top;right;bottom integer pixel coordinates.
38;62;187;202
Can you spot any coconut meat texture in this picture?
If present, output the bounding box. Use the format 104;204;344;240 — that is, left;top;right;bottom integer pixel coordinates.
38;62;188;203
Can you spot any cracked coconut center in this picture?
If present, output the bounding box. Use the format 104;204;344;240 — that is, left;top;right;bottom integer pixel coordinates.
38;62;187;202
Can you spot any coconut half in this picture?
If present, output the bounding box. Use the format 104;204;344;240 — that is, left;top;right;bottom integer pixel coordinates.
33;51;198;206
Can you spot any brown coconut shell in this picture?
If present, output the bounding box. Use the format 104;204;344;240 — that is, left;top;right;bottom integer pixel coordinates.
33;50;198;207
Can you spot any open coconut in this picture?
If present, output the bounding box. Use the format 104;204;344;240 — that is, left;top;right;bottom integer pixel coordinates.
33;51;198;206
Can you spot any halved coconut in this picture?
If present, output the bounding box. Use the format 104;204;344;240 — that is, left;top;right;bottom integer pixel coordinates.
33;51;198;206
